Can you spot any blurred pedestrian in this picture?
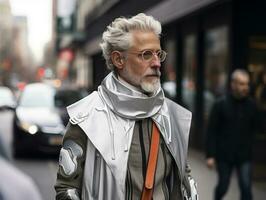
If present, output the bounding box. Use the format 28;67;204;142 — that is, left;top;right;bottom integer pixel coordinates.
206;69;260;200
0;157;43;200
55;13;198;200
0;131;42;200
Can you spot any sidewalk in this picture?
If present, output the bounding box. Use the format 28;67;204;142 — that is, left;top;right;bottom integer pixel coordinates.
187;149;266;200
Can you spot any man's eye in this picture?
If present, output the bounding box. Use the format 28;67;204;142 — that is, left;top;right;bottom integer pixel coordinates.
142;51;152;59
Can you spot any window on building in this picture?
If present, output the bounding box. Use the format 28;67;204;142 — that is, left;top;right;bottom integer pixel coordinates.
204;26;229;116
248;36;266;115
162;38;177;99
182;34;197;113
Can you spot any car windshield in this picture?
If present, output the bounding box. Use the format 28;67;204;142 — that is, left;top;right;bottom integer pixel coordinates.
19;84;56;108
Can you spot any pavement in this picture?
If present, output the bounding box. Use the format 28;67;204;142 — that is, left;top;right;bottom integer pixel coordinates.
187;149;266;200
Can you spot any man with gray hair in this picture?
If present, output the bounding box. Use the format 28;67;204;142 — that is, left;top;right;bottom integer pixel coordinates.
206;69;261;200
55;13;197;200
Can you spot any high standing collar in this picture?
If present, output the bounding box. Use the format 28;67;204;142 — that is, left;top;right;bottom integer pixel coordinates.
98;72;164;119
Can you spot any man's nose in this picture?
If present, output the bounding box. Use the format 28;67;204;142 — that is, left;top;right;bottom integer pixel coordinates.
151;56;161;68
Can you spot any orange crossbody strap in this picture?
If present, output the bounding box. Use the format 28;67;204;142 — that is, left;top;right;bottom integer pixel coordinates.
141;122;160;200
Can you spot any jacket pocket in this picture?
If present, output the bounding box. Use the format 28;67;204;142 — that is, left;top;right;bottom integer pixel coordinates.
92;150;101;198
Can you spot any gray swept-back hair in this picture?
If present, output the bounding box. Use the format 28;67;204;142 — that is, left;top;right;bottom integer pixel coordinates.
100;13;162;70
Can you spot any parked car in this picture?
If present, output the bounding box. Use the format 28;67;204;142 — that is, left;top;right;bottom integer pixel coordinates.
13;83;59;156
0;86;16;111
13;83;89;156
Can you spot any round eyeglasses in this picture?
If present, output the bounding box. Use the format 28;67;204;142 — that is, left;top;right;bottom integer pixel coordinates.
126;49;167;62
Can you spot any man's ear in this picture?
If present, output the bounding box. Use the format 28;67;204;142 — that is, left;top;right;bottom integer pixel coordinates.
111;51;124;69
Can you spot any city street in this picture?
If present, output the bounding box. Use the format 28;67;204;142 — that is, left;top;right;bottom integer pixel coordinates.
14;157;58;200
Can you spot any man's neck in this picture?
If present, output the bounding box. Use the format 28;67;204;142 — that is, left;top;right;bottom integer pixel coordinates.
117;75;143;93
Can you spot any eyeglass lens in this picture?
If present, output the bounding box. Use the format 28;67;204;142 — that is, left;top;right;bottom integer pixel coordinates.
142;50;166;62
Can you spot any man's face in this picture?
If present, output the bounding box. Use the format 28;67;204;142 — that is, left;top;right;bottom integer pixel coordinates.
231;74;250;99
118;30;162;94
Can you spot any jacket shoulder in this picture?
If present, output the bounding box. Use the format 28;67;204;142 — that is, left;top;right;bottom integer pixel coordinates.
165;98;192;119
67;91;102;124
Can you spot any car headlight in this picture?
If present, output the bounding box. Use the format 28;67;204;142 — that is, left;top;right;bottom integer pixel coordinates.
18;121;39;135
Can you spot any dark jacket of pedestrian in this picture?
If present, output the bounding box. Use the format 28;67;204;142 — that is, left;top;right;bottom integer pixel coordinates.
206;94;259;163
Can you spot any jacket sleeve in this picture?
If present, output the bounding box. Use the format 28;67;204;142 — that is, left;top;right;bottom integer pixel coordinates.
54;123;88;200
205;100;221;159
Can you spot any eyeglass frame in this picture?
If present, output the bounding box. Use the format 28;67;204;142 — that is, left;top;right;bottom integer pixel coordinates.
123;49;167;63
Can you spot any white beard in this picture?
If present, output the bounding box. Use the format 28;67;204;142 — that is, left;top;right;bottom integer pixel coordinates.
140;78;161;94
119;65;161;95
